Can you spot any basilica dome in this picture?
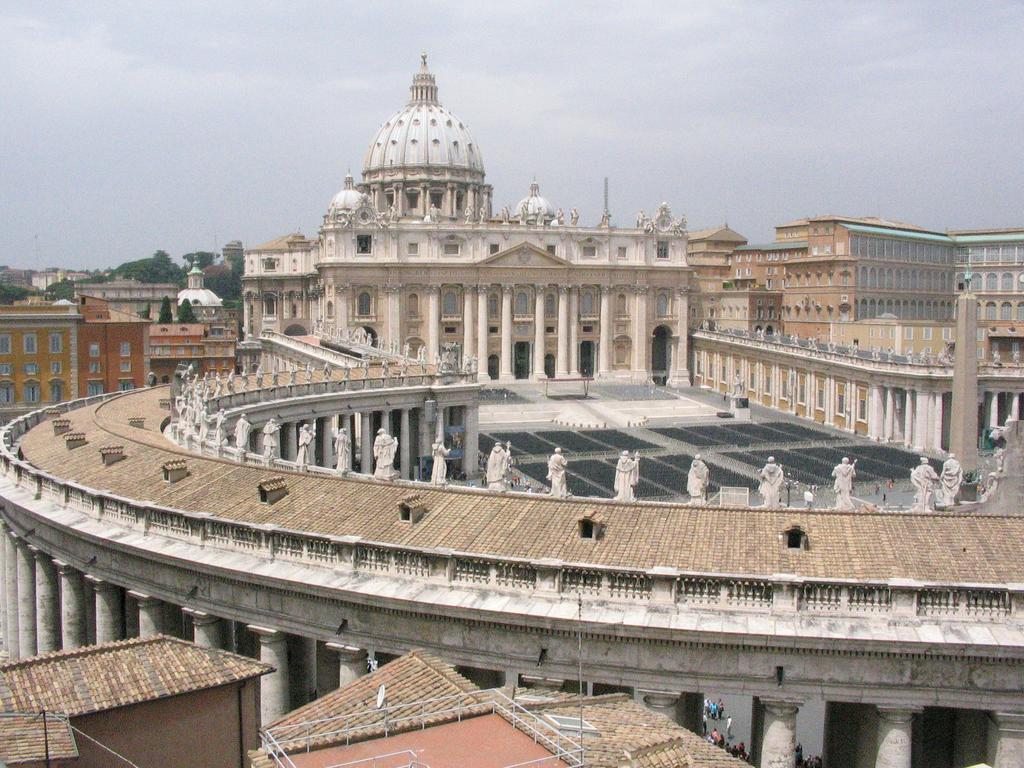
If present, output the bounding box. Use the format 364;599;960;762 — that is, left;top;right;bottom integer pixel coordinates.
329;173;363;211
362;55;485;178
514;181;557;221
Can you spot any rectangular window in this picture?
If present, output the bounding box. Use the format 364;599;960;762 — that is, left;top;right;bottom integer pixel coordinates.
356;235;373;254
904;327;913;340
49;333;62;353
89;361;100;373
0;335;9;354
24;382;40;403
24;363;38;375
858;395;867;421
50;361;61;374
120;341;131;356
120;360;131;372
0;363;10;375
23;334;37;354
617;246;627;259
816;386;825;410
582;245;597;259
489;243;499;255
118;380;133;391
87;381;103;396
922;328;932;340
942;327;953;341
407;242;419;256
442;242;461;256
546;244;556;255
656;241;669;259
0;384;12;403
89;343;100;357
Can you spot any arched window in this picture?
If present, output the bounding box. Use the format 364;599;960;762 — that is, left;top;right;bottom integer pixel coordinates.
1001;302;1013;320
488;292;499;319
515;291;528;316
357;291;372;316
442;290;458;316
326;301;334;318
986;273;998;291
616;293;627;316
544;292;555;317
868;267;876;288
986;302;997;320
581;290;594;316
1017;303;1024;321
408;293;419;317
858;266;867;286
656;292;669;316
263;295;277;316
1003;273;1014;291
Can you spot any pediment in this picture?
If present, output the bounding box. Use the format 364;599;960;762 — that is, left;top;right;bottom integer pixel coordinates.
479;242;567;268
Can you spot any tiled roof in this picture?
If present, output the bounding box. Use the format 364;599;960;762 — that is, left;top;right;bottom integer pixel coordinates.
0;713;78;764
249;233;312;251
0;635;271;718
16;386;1024;583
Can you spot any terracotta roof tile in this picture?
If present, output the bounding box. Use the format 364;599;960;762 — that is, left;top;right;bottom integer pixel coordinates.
0;713;78;764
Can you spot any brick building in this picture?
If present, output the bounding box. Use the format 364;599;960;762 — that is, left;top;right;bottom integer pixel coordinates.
76;296;151;397
149;322;237;382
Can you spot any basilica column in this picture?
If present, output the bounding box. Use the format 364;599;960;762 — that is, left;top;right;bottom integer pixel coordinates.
327;643;367;688
463;287;475;362
360;411;373;474
4;531;19;660
17;540;37;658
186;609;223;649
868;385;882;440
598;286;612;377
1012;393;1022;421
57;561;86;650
249;626;289;726
399;409;411;480
533;285;546;380
556;287;569;377
759;699;800;768
500;285;513;382
568;287;580;376
385;286;401;348
34;552;59;654
989;391;1000;428
426;286;441;363
640;691;680;724
874;707;914;768
337;284;350;332
476;286;489;382
932;391;944;452
990;712;1024;768
913;390;929;451
669;288;690;387
884;388;895;440
464;403;480;479
632;286;648;382
903;392;914;448
90;577;123;644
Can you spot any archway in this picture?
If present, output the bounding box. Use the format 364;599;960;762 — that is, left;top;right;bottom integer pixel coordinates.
362;326;378;344
544;353;555;379
487;355;499;380
651;325;672;386
513;342;530;379
579;341;595;377
284;323;308;336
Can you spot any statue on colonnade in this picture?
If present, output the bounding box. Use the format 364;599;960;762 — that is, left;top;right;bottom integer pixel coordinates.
333;425;351;474
486;442;512;491
831;457;856;511
430;441;451;485
687;454;709;504
373;428;399;480
910;457;941;512
547;448;568;498
613;451;639;502
758;457;784;509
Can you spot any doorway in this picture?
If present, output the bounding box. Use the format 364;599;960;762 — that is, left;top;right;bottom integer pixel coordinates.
487;354;499;380
579;341;595;377
514;342;530;379
544;353;555;379
651;326;672;386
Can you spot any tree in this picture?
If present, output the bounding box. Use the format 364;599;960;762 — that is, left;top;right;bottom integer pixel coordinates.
44;279;76;302
176;298;197;323
0;285;32;305
158;296;174;323
182;251;217;271
202;263;241;302
112;250;185;285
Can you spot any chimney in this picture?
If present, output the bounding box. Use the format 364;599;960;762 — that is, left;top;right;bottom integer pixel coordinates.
162;459;188;484
258;477;288;504
52;418;71;436
63;431;86;449
398;493;428;524
99;445;125;465
128;416;146;429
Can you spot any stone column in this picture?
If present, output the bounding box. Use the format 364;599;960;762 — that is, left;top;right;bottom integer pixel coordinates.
903;391;914;448
53;561;85;651
464;403;480;479
337;284;350;331
825;377;835;426
462;287;475;363
385;286;401;345
532;286;546;380
884;388;895;441
131;591;163;638
640;690;679;724
476;286;489;382
632;287;648;381
34;552;59;654
500;285;513;382
327;643;368;688
932;392;944;452
556;286;569;376
1013;393;1022;421
16;540;37;658
669;288;690;387
187;609;223;649
867;384;882;440
990;712;1024;768
427;286;440;363
568;287;580;376
874;707;914;768
249;626;289;726
598;286;612;376
990;391;1001;428
5;532;20;660
913;390;929;451
90;577;123;644
759;699;799;768
399;408;411;480
320;416;334;470
360;411;373;474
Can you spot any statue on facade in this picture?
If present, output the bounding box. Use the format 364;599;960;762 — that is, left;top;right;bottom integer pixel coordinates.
271;370;280;387
288;366;298;386
732;374;744;398
373;428;399;480
440;342;460;374
547;448;568;498
333;425;351;474
198;409;211;445
464;205;474;224
937;453;963;507
234;413;252;457
569;207;579;226
992;349;1002;366
261;419;280;465
478;205;487;223
910;457;941;512
322;362;331;380
381;358;390;379
518;202;529;225
687;454;709;504
295;423;315;469
499;205;511;223
831;457;856;511
599;209;611;227
486;442;512;491
554;208;565;225
636;210;647;229
613;451;639;502
305;362;313;381
758;457;784;509
430;441;451;485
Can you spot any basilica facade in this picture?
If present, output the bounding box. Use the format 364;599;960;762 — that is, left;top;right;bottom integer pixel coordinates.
243;56;692;386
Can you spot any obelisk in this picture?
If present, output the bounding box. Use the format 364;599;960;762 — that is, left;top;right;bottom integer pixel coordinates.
949;287;979;473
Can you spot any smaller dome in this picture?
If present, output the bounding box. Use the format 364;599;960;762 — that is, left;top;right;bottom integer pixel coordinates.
177;288;222;307
514;181;556;222
330;173;362;211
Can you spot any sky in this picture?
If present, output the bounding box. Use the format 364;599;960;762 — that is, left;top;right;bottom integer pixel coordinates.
1;1;1022;270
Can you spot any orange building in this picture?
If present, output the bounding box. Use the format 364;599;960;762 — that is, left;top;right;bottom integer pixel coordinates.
75;296;151;397
149;322;237;382
0;303;78;423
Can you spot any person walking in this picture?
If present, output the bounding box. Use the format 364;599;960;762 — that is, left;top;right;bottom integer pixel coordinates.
726;714;733;739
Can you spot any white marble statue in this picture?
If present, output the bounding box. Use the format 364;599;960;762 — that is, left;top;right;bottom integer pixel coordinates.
555;208;565;225
288;366;297;386
910;457;941;512
937;453;963;507
464;205;474;224
333;426;351;474
211;409;227;447
758;457;784;509
261;419;280;464
613;451;639;502
373;428;399;480
296;423;315;469
831;457;856;511
430;441;451;485
198;410;211;444
322;362;331;380
547;448;568;498
486;442;512;491
234;413;252;458
569;207;579;226
687;454;709;504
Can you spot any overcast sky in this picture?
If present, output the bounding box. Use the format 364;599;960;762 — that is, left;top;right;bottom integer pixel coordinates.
2;1;1022;270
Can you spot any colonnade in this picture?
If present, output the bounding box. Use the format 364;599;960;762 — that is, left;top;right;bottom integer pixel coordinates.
985;390;1024;430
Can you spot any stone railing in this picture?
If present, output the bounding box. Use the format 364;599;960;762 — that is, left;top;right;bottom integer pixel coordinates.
2;395;1022;629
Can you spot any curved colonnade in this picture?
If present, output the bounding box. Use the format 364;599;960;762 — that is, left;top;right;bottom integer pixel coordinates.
1;379;1024;767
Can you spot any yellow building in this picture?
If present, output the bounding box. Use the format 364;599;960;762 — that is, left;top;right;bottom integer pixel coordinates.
0;303;79;423
829;316;954;356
